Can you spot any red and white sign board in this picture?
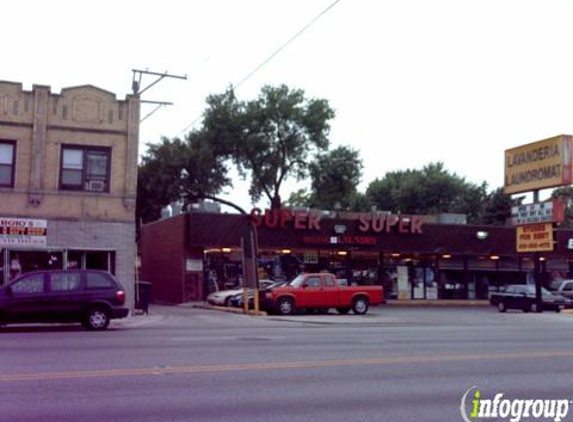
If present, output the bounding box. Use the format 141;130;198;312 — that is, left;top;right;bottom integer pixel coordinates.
510;200;565;225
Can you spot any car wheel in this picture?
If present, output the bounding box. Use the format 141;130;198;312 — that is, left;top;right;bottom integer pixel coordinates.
336;307;351;315
352;297;369;315
497;302;507;313
529;303;538;313
276;297;295;315
224;297;233;307
555;308;561;313
84;307;110;330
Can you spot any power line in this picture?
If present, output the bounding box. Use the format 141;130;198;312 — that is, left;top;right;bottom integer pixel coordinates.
176;0;342;138
233;0;342;90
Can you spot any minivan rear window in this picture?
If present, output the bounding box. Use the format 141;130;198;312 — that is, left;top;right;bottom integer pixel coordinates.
86;272;114;289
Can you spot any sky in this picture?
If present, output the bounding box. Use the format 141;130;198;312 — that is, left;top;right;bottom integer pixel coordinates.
4;0;573;211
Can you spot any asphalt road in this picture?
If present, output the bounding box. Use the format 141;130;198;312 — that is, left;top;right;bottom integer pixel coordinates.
1;305;573;422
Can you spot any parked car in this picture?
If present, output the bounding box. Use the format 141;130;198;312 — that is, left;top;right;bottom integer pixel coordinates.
0;269;129;330
262;272;384;315
207;287;244;306
548;279;573;299
230;281;287;307
489;284;573;313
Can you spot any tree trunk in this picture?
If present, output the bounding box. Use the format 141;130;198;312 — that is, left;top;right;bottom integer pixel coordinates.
270;194;282;210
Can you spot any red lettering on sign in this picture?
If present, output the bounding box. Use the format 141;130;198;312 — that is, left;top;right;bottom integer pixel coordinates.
372;216;385;233
386;215;399;233
280;209;293;228
250;208;263;226
294;211;307;229
399;217;410;234
264;210;279;228
411;216;423;234
358;213;369;232
308;212;321;230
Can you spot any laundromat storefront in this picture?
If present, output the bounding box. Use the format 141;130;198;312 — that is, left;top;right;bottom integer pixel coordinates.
0;217;116;286
140;210;573;304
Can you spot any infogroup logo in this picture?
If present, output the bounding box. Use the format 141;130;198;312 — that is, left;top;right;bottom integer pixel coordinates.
460;386;571;422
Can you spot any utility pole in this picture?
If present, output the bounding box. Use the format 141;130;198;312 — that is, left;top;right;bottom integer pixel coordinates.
131;69;187;122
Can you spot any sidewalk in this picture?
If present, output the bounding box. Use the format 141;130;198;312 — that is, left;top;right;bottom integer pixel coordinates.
111;310;167;328
386;299;489;307
184;301;267;315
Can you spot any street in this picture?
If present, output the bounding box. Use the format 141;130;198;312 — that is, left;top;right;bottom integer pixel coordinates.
1;305;573;422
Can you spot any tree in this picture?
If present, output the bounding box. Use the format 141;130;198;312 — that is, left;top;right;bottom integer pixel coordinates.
308;145;363;210
202;84;335;208
137;133;238;225
480;187;519;225
285;188;313;208
365;162;488;222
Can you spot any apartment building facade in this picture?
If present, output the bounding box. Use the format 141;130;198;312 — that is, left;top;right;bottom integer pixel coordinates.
0;80;139;307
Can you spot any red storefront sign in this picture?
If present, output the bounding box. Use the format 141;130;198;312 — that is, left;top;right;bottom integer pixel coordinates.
250;208;423;234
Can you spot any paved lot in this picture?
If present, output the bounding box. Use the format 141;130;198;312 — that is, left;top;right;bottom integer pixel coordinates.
1;304;572;422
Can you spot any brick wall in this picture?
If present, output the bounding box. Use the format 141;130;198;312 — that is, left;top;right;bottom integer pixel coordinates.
140;214;187;304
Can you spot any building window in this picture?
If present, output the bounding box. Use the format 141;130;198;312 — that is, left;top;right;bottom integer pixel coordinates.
0;140;16;187
60;146;111;192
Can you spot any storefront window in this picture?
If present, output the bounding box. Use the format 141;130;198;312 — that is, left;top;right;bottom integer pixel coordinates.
350;251;380;287
379;262;398;299
86;251;114;272
9;251;63;281
467;272;494;299
64;250;114;273
438;270;466;299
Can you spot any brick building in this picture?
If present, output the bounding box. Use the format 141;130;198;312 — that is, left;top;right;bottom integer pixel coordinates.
0;80;139;307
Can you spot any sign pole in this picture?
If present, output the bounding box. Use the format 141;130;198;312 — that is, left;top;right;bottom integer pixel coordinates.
505;135;573;313
241;219;260;315
534;253;543;313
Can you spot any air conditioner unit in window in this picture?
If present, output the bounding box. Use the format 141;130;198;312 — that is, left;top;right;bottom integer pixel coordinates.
86;180;106;192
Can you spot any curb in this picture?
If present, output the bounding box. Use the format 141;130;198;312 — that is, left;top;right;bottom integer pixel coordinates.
385;300;490;307
112;313;166;328
190;302;267;316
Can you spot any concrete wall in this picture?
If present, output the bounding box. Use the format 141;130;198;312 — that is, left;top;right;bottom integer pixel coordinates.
48;220;136;308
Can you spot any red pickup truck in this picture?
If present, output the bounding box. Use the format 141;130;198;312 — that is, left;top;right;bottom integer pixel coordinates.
262;273;384;315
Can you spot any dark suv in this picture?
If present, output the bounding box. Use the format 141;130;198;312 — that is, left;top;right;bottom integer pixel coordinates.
0;269;129;330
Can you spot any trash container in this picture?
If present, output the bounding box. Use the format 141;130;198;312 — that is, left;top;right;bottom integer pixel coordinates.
135;281;152;314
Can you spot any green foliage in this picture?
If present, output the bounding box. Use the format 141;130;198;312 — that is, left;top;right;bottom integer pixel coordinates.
346;192;372;212
136;133;233;224
285;188;313;208
202;84;335;208
137;84;335;222
365;162;488;222
480;187;519;225
308;145;363;210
